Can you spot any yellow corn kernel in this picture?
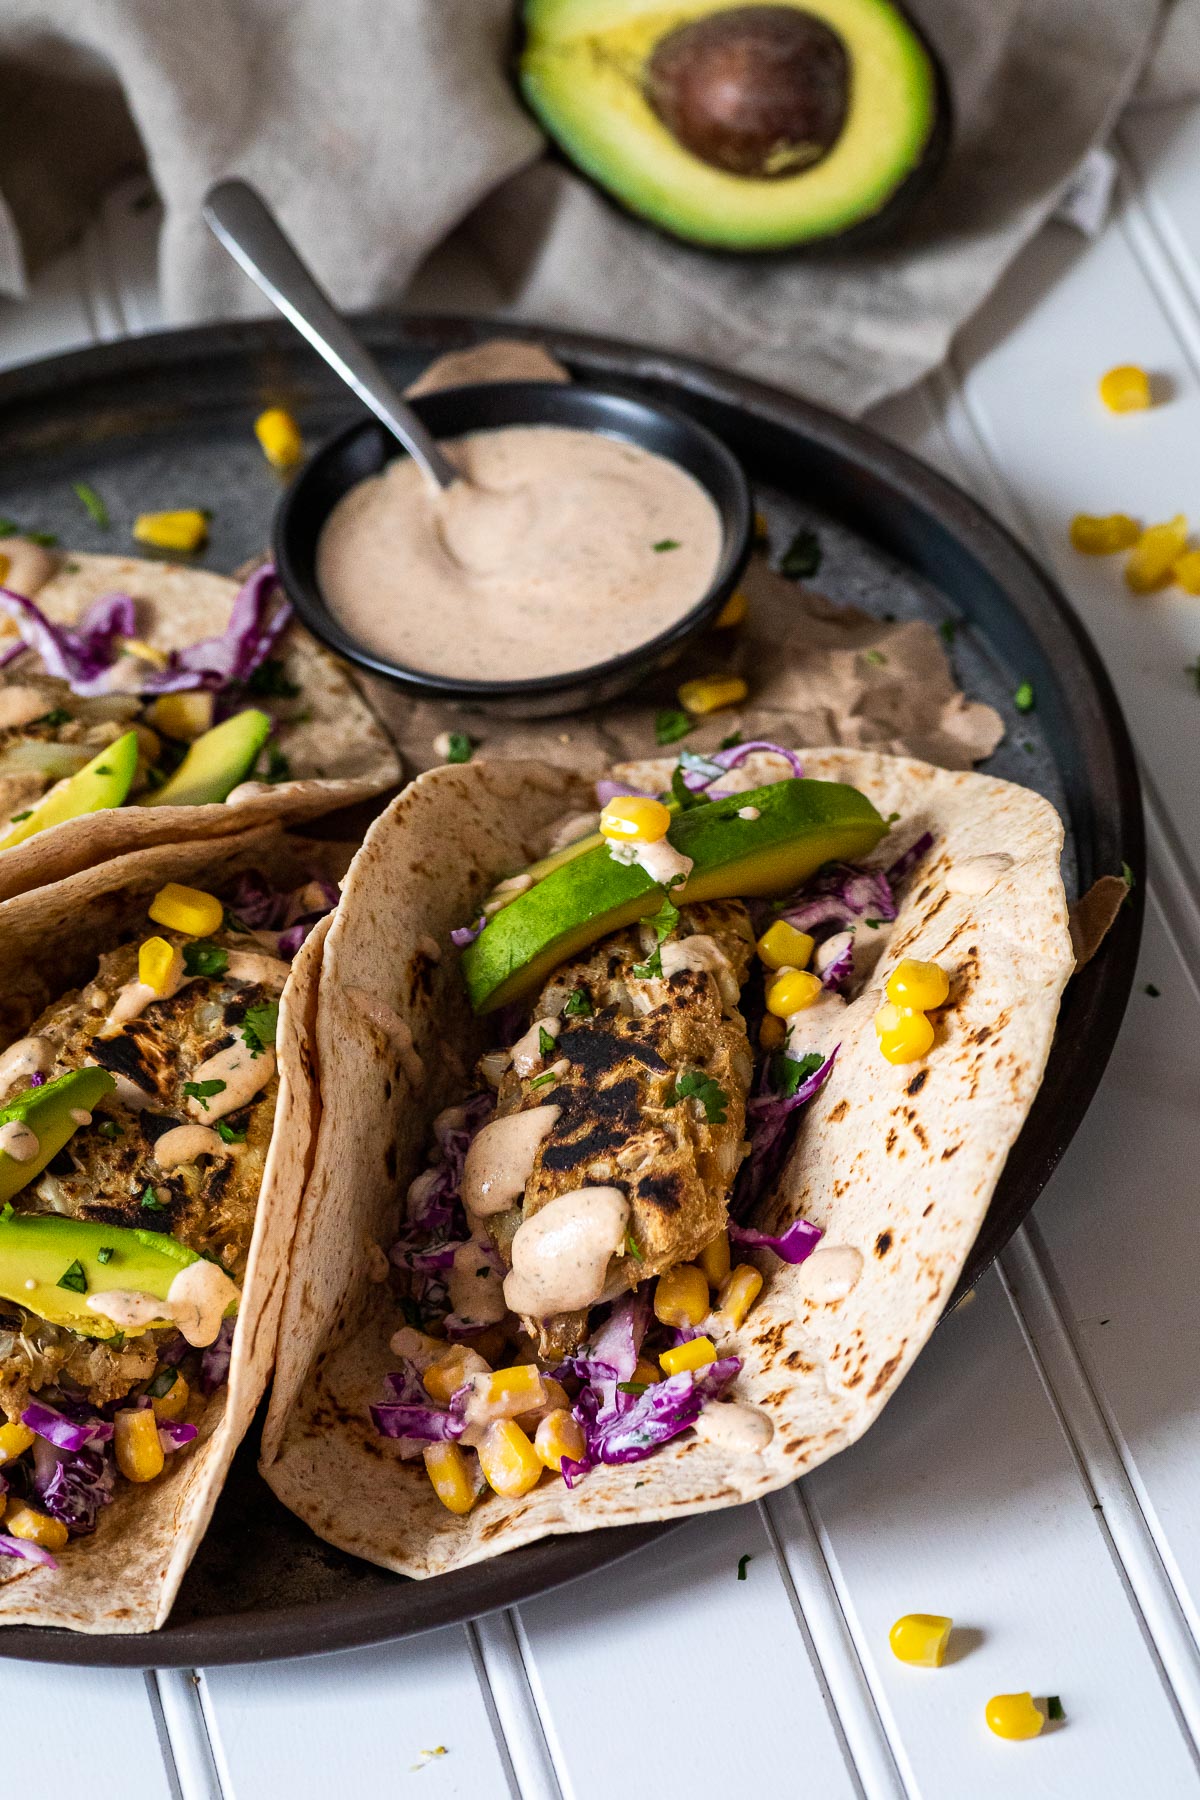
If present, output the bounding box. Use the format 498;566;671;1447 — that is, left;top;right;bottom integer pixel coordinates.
114;1406;166;1484
1069;512;1140;555
255;406;304;473
150;1369;189;1422
756;920;815;972
132;510;209;554
654;1264;711;1329
715;588;748;629
0;1421;35;1463
518;1375;570;1429
148;882;224;937
422;1441;479;1516
0;554;9;587
886;958;949;1011
478;1419;544;1497
599;794;672;844
1173;549;1200;594
875;1002;936;1065
758;1013;786;1051
423;1346;490;1405
678;675;748;716
4;1500;69;1551
766;968;823;1017
714;1263;763;1332
889;1613;953;1668
119;636;170;669
985;1693;1045;1741
1126;514;1188;593
146;691;215;742
476;1365;546;1416
659;1335;717;1377
534;1408;586;1474
697;1229;731;1288
138;936;182;996
632;1357;662;1387
1098;364;1151;413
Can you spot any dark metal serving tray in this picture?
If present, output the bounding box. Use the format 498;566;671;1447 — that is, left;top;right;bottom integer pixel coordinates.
0;316;1142;1666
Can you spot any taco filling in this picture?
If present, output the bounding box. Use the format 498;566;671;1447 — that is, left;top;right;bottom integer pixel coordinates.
0;868;336;1569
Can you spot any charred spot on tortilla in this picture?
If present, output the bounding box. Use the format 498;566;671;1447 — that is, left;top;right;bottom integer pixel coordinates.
875;1231;893;1258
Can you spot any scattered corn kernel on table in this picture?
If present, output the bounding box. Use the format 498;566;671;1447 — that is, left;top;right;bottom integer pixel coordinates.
6;114;1200;1795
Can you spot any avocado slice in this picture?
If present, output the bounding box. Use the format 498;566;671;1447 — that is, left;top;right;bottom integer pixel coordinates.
0;729;139;852
0;1212;205;1340
462;776;886;1012
138;707;272;807
519;0;947;250
0;1067;118;1204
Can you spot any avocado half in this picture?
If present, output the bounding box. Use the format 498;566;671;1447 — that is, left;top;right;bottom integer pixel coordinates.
518;0;949;251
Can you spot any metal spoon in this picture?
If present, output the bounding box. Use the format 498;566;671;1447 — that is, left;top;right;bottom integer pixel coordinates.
202;179;458;491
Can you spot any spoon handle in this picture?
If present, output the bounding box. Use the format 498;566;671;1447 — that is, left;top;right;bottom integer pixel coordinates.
203;179;457;490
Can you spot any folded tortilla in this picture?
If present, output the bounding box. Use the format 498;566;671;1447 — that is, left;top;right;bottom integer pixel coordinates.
0;553;400;903
260;749;1073;1578
0;824;346;1632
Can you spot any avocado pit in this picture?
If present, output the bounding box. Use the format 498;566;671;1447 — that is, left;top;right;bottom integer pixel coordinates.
645;6;850;179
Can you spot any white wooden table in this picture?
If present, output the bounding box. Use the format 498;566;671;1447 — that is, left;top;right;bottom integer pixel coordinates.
4;106;1200;1797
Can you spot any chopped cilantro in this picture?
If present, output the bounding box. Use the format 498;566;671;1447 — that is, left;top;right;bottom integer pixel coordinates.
242;1000;279;1057
671;763;709;811
538;1025;557;1058
1013;680;1035;713
670;1069;728;1124
1145;982;1161;997
1121;860;1135;891
73;482;109;528
779;528;821;580
0;519;15;537
183;1078;226;1110
264;743;292;784
96;1246;114;1264
617;1381;648;1395
938;619;958;646
654;708;693;746
140;1185;166;1211
773;1051;824;1098
624;1231;644;1263
246;658;300;698
632;945;663;980
653;539;680;552
7;811;31;823
863;917;883;929
737;1553;753;1581
632;890;680;978
718;731;743;751
863;648;887;667
529;1068;558;1090
1046;1696;1064;1722
446;732;472;764
885;811;900;824
57;1258;87;1293
216;1120;247;1144
27;531;58;548
184;940;229;979
35;707;72;728
147;1367;178;1398
98;1121;121;1140
563;988;592;1018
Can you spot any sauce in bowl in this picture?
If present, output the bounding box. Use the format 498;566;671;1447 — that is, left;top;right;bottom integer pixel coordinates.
315;424;723;682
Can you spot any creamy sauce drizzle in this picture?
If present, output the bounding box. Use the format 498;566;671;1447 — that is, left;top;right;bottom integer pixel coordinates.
86;1259;240;1347
946;852;1014;895
659;935;738;1007
224;951;291;991
796;1244;864;1305
154;1124;228;1169
345;986;425;1087
186;1033;275;1121
0;1035;54;1100
448;1237;507;1326
316;425;723;682
462;1106;561;1217
503;1185;630;1319
694;1401;774;1453
0;1119;39;1162
511;1015;560;1078
100;947;188;1038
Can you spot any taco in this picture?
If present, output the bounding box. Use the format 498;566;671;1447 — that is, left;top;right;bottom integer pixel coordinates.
0;548;399;902
261;745;1073;1577
0;823;348;1632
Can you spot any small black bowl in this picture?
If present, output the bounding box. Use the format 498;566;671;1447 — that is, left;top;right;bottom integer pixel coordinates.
273;379;752;718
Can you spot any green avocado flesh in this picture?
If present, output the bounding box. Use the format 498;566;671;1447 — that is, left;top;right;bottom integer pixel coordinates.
519;0;942;250
0;1067;117;1204
138;707;272;807
0;1211;201;1339
462;776;886;1011
0;729;139;852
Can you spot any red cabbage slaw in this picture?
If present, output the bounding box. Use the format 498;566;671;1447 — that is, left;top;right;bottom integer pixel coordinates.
595;740;805;807
226;870;341;960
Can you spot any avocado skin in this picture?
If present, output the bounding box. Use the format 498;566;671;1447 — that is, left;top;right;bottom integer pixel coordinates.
138;708;272;807
518;0;951;253
0;1067;117;1205
462;776;886;1012
0;1211;200;1339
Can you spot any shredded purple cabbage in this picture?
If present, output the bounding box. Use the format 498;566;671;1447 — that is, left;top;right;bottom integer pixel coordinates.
572;1355;741;1470
450;915;486;949
596;742;805;811
200;1316;236;1396
21;1399;114;1453
729;1219;823;1265
157;1418;199;1454
227;870;338;959
31;1433;114;1535
816;932;855;994
28;1071;46;1088
734;1045;838;1219
0;1532;57;1567
370;1401;464;1445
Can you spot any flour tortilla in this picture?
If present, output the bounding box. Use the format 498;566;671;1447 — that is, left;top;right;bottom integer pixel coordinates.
261;751;1074;1578
0;825;346;1633
0;552;400;903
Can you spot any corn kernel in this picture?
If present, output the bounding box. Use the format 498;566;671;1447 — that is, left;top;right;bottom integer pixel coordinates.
659;1335;717;1376
766;968;823;1017
478;1419;543;1497
1126;514;1188;593
477;1365;546;1415
132;510;209;554
114;1406;166;1483
758;1013;786;1051
757;920;815;972
148;882;224;937
715;588;748;628
1173;549;1200;593
0;554;9;587
1098;364;1151;412
423;1346;490;1405
4;1500;68;1551
886;958;949;1011
985;1693;1045;1741
0;1421;35;1463
678;675;748;716
534;1408;586;1474
119;636;170;669
139;936;183;996
632;1357;662;1387
654;1264;710;1328
518;1376;570;1429
150;1369;189;1422
1069;512;1140;555
146;692;215;742
255;406;304;473
697;1229;731;1288
423;1441;479;1516
889;1613;953;1668
714;1263;763;1332
875;1003;936;1065
599;795;672;844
